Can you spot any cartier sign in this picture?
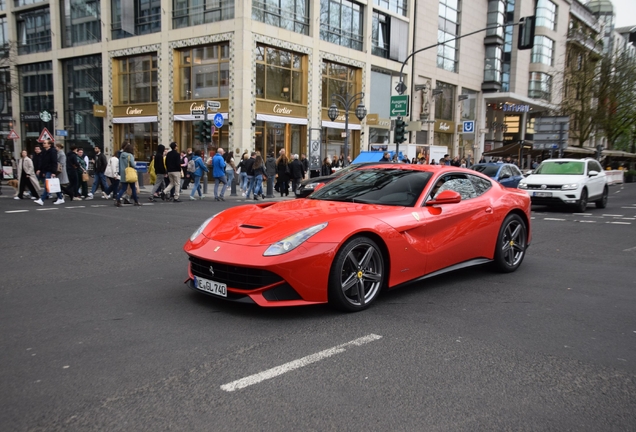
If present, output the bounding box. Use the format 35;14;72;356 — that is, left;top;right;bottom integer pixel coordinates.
126;107;143;115
190;102;205;111
113;104;157;117
256;100;307;119
273;104;292;115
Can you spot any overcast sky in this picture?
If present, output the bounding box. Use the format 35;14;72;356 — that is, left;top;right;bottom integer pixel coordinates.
611;0;635;28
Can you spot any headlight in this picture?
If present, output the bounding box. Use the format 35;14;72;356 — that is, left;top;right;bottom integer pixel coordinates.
561;183;579;190
264;223;328;256
189;215;217;241
518;183;528;189
302;182;321;190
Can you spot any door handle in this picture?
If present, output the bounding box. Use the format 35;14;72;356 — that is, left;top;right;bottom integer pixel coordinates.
485;207;493;214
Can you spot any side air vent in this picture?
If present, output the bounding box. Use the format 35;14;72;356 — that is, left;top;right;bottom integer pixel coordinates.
240;224;263;229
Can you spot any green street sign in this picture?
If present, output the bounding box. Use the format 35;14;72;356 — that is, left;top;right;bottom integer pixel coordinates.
390;95;409;117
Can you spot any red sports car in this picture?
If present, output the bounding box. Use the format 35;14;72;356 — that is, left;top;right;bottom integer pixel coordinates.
184;164;531;312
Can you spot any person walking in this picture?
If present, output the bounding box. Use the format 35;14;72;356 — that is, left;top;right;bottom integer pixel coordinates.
212;147;228;201
243;152;257;199
54;143;74;201
104;151;120;199
76;148;89;199
148;144;166;202
276;152;290;197
252;154;266;200
237;153;249;193
289;154;304;194
15;150;41;201
87;146;108;199
265;152;277;198
34;140;64;206
115;142;140;207
189;150;208;200
162;142;182;202
224;151;236;195
320;157;332;176
66;146;81;201
32;145;42;185
181;148;193;190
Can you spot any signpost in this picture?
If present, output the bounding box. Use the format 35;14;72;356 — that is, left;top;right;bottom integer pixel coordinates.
533;116;570;158
390;95;409;117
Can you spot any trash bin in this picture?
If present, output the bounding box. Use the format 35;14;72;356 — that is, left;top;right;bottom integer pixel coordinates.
135;162;148;188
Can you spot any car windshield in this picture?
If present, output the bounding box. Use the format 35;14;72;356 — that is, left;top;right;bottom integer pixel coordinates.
535;161;585;175
471;165;500;177
309;168;433;207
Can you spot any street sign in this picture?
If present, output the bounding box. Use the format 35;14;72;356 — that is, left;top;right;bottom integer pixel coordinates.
7;130;19;140
206;100;221;111
213;113;224;128
37;128;54;143
462;121;475;133
390;95;409;117
191;109;204;116
55;129;68;137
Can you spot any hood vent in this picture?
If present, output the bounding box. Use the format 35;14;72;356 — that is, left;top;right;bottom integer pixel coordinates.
240;224;263;229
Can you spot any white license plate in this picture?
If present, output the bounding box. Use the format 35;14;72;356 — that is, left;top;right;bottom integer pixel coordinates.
194;276;227;297
534;192;552;197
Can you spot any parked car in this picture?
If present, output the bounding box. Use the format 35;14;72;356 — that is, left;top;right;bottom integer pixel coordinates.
471;163;524;188
184;164;531;312
295;161;390;198
517;158;608;212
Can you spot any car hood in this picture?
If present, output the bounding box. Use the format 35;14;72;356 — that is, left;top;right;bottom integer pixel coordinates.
201;199;397;246
521;174;586;185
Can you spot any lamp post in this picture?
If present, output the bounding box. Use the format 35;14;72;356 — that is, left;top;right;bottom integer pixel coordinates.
327;92;366;166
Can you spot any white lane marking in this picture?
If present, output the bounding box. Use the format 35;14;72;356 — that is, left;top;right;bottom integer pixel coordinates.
544;218;566;221
607;222;631;225
623;246;636;252
35;208;58;211
220;334;383;392
603;214;623;217
573;213;592;216
621;207;636;209
90;205;108;207
5;210;29;213
578;220;596;223
65;206;85;209
620;218;636;220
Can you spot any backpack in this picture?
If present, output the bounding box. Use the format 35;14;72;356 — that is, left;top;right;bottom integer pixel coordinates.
187;158;196;173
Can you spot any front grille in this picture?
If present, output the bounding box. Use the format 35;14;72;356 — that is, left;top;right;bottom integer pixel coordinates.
525;184;564;190
189;256;283;290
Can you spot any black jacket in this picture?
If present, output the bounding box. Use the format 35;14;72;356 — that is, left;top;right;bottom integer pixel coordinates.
66;151;79;172
154;145;166;174
244;157;256;176
40;147;58;174
321;163;331;176
289;159;304;179
165;149;181;172
32;152;42;172
94;152;107;173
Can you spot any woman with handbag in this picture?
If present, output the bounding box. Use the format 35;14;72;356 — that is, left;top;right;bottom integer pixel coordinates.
104;151;120;199
115;143;140;207
15;150;41;200
54;143;74;201
76;148;89;199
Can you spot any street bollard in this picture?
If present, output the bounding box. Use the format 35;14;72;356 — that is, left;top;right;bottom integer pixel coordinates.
266;176;274;197
230;173;237;196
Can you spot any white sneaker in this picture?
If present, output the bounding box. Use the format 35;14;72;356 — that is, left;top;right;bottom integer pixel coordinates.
189;196;196;201
34;199;43;206
200;195;205;200
30;196;36;200
88;193;93;198
242;192;246;197
101;193;108;199
54;198;65;205
14;196;20;200
85;195;94;200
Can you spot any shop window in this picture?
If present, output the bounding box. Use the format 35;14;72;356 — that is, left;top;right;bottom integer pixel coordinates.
252;0;309;35
255;45;304;104
320;0;363;51
321;61;359;108
116;54;158;104
178;43;230;100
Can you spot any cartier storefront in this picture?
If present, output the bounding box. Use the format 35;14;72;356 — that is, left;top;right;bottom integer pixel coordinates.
254;100;307;158
112;104;158;162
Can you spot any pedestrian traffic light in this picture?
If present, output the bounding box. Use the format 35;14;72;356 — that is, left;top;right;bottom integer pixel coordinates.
394;119;406;144
197;121;205;142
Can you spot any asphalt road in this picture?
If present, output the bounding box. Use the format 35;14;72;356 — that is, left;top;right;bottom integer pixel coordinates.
1;183;635;431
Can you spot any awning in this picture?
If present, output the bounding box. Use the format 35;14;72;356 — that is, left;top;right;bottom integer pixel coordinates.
174;113;229;121
564;147;595;155
113;116;158;124
483;142;528;156
603;149;636;158
321;120;362;130
256;114;308;125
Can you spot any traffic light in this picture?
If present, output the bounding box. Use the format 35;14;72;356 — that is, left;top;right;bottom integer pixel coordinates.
394;119;406;144
203;120;212;142
518;16;536;50
197;122;205;142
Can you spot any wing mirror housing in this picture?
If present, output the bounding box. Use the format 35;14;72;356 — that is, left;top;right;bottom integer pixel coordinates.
588;170;599;177
426;190;462;206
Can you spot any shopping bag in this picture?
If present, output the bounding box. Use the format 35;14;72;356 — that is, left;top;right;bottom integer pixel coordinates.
46;178;61;193
125;166;138;184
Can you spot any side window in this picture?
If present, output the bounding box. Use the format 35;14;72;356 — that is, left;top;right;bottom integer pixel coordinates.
500;166;512;178
468;174;492;196
510;166;522;176
434;174;477;200
591;161;603;172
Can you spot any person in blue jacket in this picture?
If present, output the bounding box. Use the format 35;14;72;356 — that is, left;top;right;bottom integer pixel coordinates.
212;148;228;201
189;150;209;200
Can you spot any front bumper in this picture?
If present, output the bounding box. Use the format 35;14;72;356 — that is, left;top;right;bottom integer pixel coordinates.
522;188;582;206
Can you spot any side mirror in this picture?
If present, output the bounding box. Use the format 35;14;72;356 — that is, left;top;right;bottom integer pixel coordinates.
589;170;599;177
426;190;462;206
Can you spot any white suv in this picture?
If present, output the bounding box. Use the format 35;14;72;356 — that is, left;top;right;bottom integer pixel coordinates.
518;158;608;212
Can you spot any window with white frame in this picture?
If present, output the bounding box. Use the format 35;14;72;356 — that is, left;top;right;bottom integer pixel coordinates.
437;0;460;73
531;35;554;65
528;72;552;101
536;0;557;31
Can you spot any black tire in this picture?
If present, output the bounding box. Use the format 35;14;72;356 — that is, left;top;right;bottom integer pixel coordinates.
328;237;385;312
493;214;527;273
574;188;588;213
595;186;608;209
